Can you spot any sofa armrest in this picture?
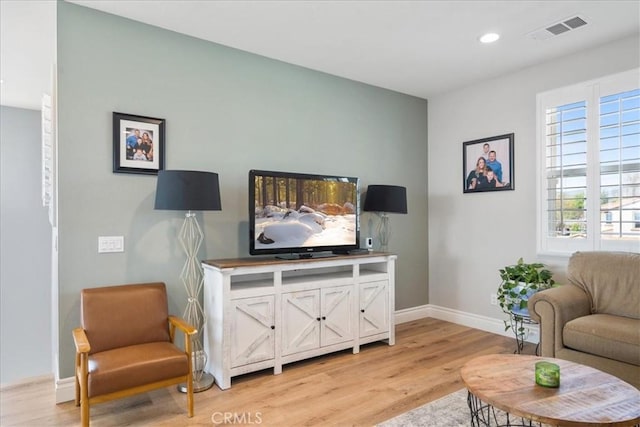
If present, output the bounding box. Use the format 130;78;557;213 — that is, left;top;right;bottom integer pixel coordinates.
528;285;591;357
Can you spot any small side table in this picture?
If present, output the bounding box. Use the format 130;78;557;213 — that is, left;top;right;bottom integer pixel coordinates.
508;310;539;355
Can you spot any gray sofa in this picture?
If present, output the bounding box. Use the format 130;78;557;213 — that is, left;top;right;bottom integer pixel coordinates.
528;251;640;389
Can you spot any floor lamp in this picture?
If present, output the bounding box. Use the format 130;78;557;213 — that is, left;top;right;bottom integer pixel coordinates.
363;185;408;252
155;170;221;392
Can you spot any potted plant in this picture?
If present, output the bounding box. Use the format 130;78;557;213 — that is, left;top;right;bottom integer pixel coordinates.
497;258;555;337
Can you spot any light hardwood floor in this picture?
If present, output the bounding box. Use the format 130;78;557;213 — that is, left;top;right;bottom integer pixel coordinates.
0;318;533;426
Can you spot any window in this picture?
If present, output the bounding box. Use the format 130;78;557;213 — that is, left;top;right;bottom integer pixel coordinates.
537;69;640;254
605;211;613;225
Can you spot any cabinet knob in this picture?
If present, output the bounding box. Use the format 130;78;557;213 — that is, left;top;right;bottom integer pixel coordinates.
271;325;275;329
361;309;365;313
322;316;326;320
316;317;321;321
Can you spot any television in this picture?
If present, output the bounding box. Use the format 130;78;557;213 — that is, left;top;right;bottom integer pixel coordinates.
249;169;360;258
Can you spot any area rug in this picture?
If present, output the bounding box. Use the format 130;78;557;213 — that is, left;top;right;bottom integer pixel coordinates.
378;389;550;427
377;389;470;427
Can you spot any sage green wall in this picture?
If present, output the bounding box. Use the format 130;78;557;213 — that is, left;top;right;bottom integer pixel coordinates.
57;2;428;378
0;106;52;385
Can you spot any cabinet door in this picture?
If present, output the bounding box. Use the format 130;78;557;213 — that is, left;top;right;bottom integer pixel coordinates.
359;281;389;337
282;290;320;356
321;285;353;347
231;295;275;368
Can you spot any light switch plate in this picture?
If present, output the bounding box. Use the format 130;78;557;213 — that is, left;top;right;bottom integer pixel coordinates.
98;236;124;253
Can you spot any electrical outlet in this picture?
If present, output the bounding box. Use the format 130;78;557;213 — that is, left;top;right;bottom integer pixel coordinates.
490;294;498;306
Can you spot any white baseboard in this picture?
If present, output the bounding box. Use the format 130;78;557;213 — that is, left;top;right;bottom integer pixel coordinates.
55;376;75;403
395;304;431;324
427;304;512;337
395;304;539;344
50;305;537;403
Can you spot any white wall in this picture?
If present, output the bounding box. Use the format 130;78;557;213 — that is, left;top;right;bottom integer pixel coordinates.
0;106;53;385
428;35;640;319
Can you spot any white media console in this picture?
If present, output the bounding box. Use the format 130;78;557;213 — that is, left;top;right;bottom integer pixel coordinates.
202;252;396;389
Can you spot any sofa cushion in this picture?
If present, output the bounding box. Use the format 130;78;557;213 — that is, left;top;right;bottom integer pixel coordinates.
87;341;188;397
567;251;640;319
563;314;640;366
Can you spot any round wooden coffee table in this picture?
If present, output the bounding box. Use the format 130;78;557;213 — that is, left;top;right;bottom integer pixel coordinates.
461;354;640;427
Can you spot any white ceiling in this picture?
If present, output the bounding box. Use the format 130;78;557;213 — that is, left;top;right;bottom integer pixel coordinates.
2;1;639;110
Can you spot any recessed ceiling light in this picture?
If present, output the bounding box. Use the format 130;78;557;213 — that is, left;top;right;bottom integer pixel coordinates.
479;33;500;44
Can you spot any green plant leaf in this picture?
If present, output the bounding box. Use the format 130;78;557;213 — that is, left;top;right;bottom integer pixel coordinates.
497;258;554;315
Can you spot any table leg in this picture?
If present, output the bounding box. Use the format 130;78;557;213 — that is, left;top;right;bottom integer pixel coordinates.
466;390;543;426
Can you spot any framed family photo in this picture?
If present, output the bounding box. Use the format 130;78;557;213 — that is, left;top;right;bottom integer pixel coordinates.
113;112;165;175
463;133;514;193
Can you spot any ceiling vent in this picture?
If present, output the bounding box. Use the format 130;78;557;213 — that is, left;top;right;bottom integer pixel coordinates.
527;15;589;41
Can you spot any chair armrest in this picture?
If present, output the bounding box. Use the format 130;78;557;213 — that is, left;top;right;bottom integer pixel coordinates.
168;315;197;336
168;316;195;373
72;328;91;354
168;315;198;348
528;285;591;357
72;328;91;408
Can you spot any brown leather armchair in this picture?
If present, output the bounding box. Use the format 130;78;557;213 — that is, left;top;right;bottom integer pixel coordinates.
72;282;196;426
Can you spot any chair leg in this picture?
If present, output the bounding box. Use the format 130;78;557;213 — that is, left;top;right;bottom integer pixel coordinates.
75;375;80;407
187;373;194;417
80;398;89;427
185;336;194;418
75;354;80;406
79;353;89;426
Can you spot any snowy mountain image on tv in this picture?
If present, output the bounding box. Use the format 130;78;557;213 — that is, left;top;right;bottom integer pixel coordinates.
254;175;357;250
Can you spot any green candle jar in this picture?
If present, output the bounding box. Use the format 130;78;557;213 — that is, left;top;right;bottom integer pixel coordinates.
535;361;560;387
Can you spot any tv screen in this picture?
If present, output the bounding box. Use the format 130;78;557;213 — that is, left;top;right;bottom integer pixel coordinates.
249;170;360;258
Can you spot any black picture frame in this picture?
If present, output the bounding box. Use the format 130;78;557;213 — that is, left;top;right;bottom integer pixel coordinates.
113;112;165;175
463;133;514;193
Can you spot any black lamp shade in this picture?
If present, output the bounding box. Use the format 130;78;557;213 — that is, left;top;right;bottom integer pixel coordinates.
363;185;407;214
154;170;222;211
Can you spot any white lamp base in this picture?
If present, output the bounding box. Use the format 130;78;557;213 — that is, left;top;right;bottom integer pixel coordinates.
177;372;214;393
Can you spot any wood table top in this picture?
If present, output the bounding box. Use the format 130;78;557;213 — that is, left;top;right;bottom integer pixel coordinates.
202;251;393;269
460;354;640;427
